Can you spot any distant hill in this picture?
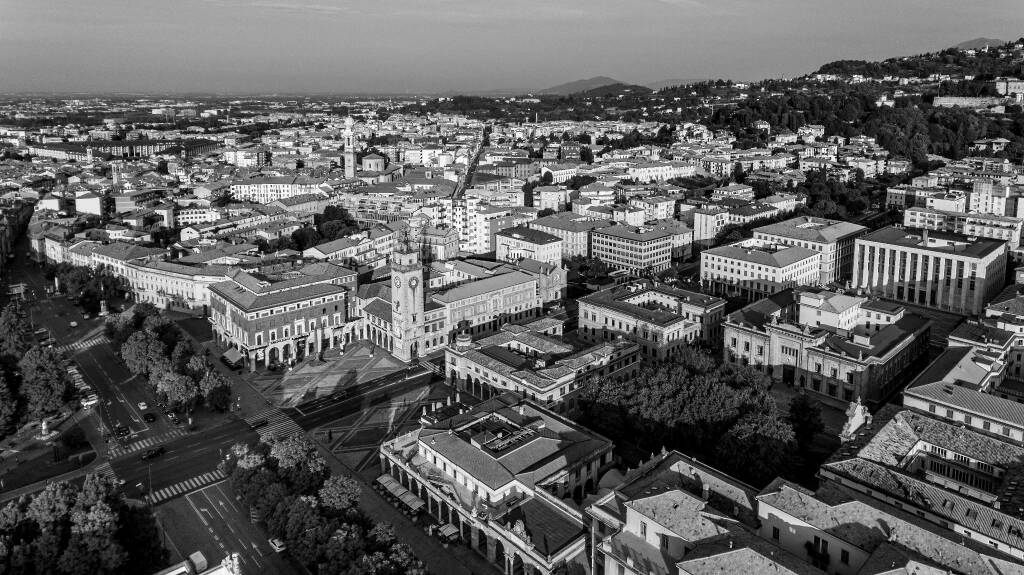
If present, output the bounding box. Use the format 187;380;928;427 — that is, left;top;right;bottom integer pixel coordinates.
578;82;653;97
645;78;712;90
537;76;623;95
952;37;1004;50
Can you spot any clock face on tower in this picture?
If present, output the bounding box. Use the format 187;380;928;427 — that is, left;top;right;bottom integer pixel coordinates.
410;278;419;289
393;277;402;288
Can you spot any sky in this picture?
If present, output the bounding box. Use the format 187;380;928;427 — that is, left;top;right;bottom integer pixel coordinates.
0;0;1022;95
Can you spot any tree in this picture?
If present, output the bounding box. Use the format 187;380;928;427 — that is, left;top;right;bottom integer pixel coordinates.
120;331;165;377
0;374;17;438
199;370;231;412
732;162;746;184
152;369;199;409
270;433;327;474
319;475;361;516
580;146;594;164
715;412;796;486
170;339;197;374
19;346;70;420
540;171;553;184
0;303;30;362
787;393;825;447
58;500;126;575
185;355;209;382
320;219;360;241
537;208;556;217
291;227;322;251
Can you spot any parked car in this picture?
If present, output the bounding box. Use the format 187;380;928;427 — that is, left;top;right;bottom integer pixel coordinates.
80;395;99;408
69;321;78;328
140;446;165;461
114;425;130;438
143;413;156;423
137;401;148;410
268;538;286;553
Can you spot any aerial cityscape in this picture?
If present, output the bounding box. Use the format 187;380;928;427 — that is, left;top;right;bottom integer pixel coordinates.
2;3;1024;575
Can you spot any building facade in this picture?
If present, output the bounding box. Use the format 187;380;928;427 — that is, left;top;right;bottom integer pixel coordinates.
852;227;1007;315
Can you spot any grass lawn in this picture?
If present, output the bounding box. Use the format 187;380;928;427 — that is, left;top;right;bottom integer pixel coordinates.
1;450;96;491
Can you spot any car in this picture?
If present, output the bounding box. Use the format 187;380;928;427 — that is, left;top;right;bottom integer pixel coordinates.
140;447;165;461
248;418;269;430
168;413;180;424
137;402;148;410
143;413;156;423
69;321;78;328
114;425;130;438
268;538;287;553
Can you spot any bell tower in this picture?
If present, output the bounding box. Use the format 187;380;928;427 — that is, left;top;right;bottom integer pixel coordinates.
390;239;424;362
343;117;356;179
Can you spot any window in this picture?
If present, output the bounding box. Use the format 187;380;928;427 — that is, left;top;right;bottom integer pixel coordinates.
640;522;647;537
659;533;669;549
772;526;780;541
840;549;850;565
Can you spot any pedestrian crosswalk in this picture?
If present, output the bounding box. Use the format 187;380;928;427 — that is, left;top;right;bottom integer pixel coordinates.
147;470;226;505
93;462;118;483
245;409;305;441
108;428;187;458
59;334;110;355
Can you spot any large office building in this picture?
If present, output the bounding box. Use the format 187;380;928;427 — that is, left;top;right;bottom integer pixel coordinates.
700;238;821;300
752;216;868;284
379;392;614;575
851;227;1007;315
208;264;358;370
591;225;673;274
578;279;726;358
723;289;931;407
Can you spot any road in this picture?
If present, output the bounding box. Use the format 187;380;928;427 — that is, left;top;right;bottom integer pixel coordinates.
73;336;168;438
159;481;294;575
111;419;257;501
286;369;433;430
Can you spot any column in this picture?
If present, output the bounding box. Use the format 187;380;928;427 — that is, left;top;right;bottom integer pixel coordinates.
503;553;512;575
248;351;256;373
486;537;497;563
470;525;480;550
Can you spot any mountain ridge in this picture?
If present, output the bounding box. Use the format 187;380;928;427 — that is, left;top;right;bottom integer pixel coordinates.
537;76;624;95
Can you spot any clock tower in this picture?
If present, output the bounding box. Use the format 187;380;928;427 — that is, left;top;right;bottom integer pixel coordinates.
343;117;356;179
390;242;424;362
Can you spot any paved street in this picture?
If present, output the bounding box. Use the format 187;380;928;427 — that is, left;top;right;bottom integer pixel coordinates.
157;481;294;575
111;419;257;502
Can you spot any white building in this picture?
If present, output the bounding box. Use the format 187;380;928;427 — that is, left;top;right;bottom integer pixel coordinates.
752;216;868;284
701;238;822;299
494;227;563;266
852;227;1007;315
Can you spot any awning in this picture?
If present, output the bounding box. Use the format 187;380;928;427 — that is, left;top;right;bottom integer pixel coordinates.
222;348;243;364
400;492;425;511
438;523;459;539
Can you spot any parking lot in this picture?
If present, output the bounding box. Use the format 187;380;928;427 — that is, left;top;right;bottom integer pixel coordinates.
156;481;293;575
